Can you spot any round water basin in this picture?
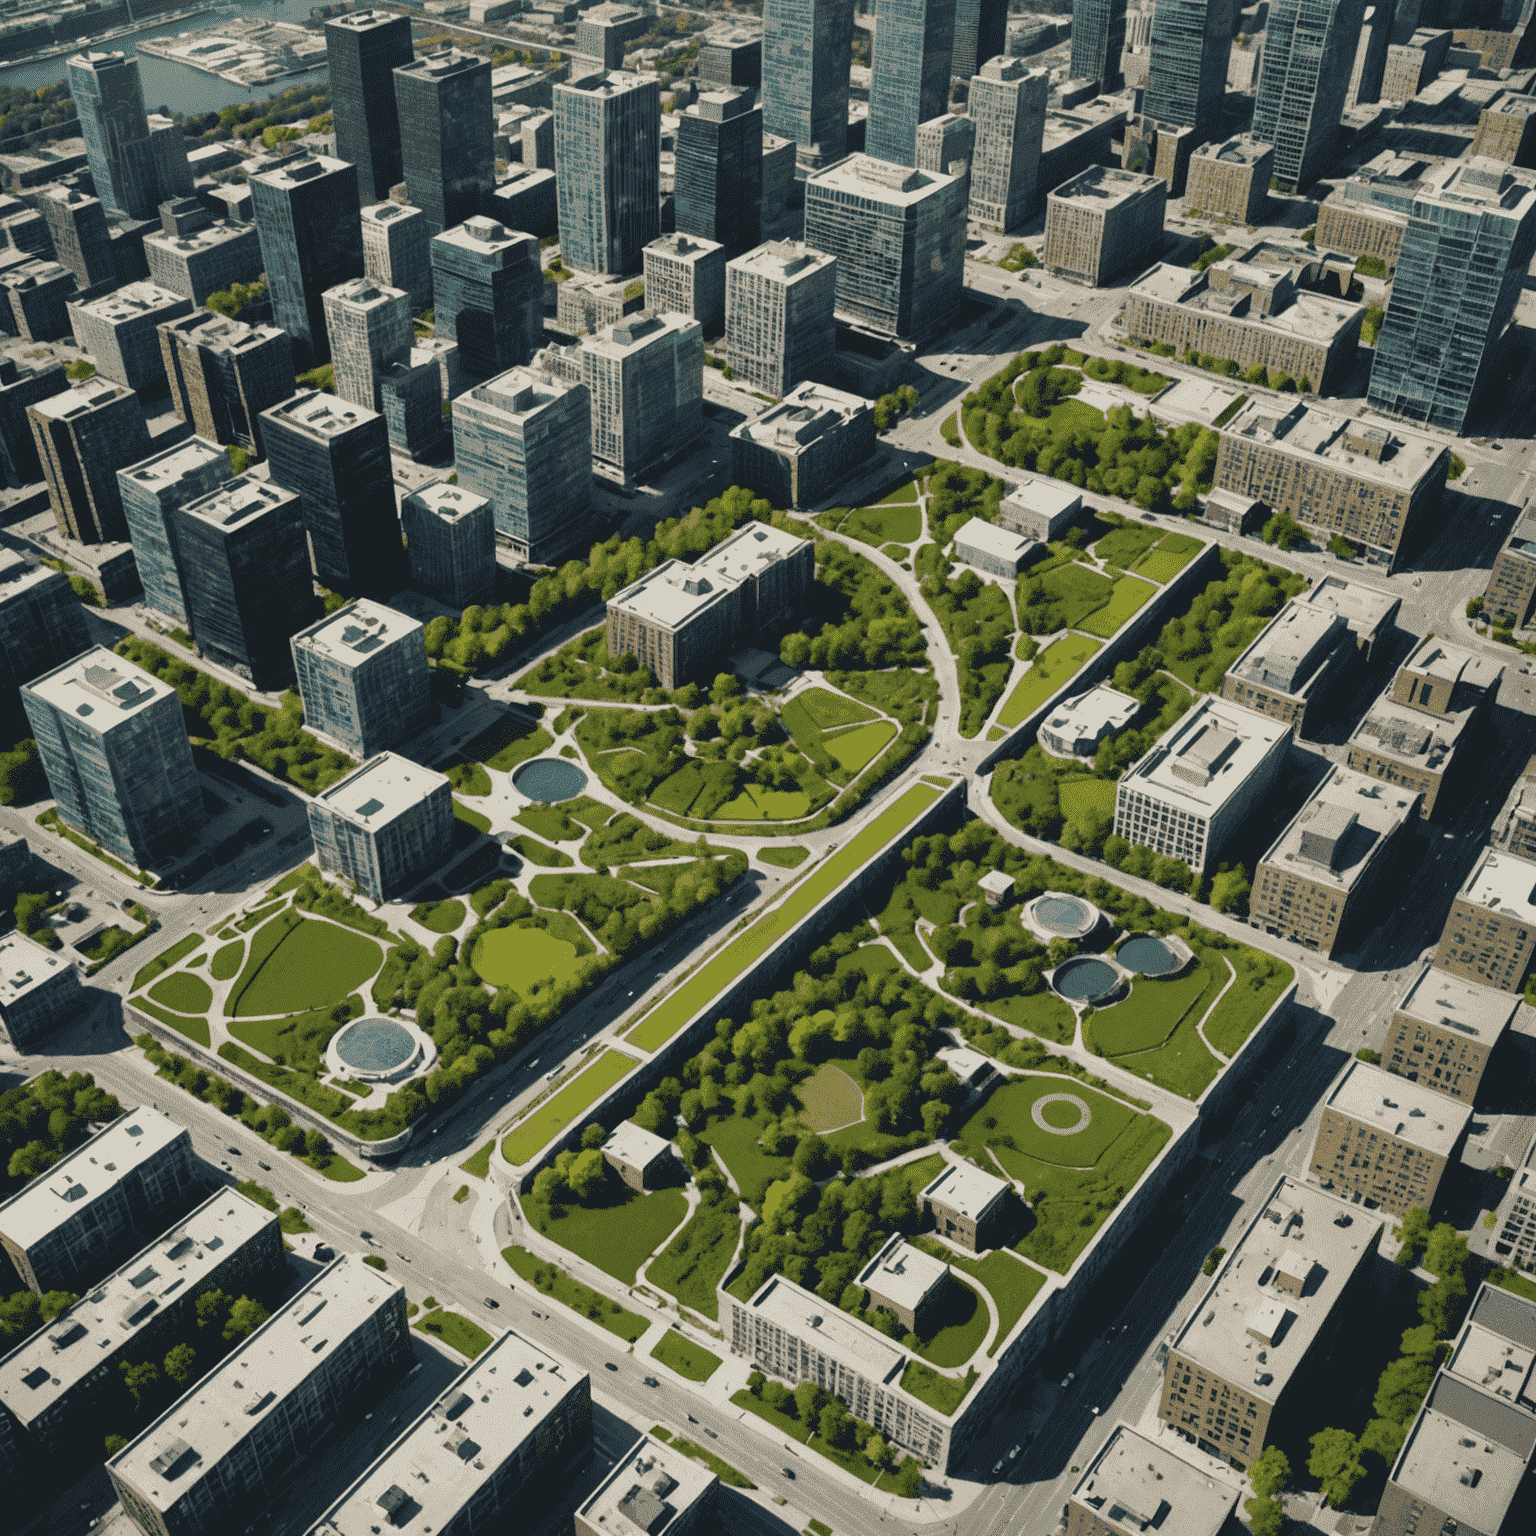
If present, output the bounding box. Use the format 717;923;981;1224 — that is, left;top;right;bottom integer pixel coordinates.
330;1016;426;1082
1051;955;1122;1006
1117;934;1181;976
1024;890;1103;942
513;758;588;803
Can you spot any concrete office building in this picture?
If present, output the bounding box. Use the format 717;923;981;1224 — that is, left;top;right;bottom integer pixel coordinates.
574;3;647;68
317;1331;592;1536
27;380;150;544
1036;93;1134;213
1113;694;1291;874
1309;1058;1471;1216
1433;846;1536;994
322;278;412;411
291;600;432;761
0;260;77;344
147;114;193;204
1220;580;1399;734
914;112;975;180
261;391;398;593
921;1160;1009;1252
953;0;1008;82
117;435;232;627
723;239;837;397
0;549;89;699
1313;150;1423;271
761;0;854;171
0;931;80;1050
1382;963;1520;1105
1039;683;1141;759
325;10;414;207
999;476;1082;541
68;51;157;220
1159;1176;1381;1469
1382;27;1452;101
1043;165;1166;287
1251;0;1366;190
644;233;727;329
0;357;66;488
857;1235;951;1333
581;310;704;485
401;481;495;609
359;202;432;314
1368;158;1536;435
174;477;315;690
676;90;763;256
1184;135;1273;224
1492;1129;1536;1270
249;154;364;368
0;1112;199;1296
307;753;452;901
805;155;965;340
1066;1425;1240;1536
68;282;191;397
701;31;764;89
1484;504;1536;627
1375;1285;1536;1536
575;1434;715;1536
489;160;558;235
1143;0;1237;140
107;1257;411;1536
1120;116;1200;196
1250;766;1419;956
555;272;644;335
394;49;495;237
1212;398;1450;572
1345;637;1501;819
158;312;294;460
555;70;661;276
1069;0;1128;90
953;517;1037;576
728;379;875;507
866;0;958;168
39;186;115;292
143;217;263;309
430;216;544;381
1473;93;1536;168
606;521;813;688
0;1191;282;1459
968;57;1048;230
1490;754;1536;867
452;366;592;563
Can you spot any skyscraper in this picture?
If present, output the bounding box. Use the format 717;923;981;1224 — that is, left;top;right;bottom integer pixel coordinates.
393;49;495;236
27;379;150;544
360;201;432;312
39;186;116;292
866;0;959;168
21;647;206;867
0;549;89;701
307;753;452;901
968;57;1049;228
430;216;544;379
249;154;364;368
675;90;763;255
1143;0;1237;139
579;312;704;484
1368;159;1536;435
1251;0;1367;191
762;0;855;170
67;51;157;220
952;0;1009;81
1069;0;1129;92
723;240;838;397
158;311;295;458
325;9;414;206
555;71;661;274
401;481;495;609
323;278;413;410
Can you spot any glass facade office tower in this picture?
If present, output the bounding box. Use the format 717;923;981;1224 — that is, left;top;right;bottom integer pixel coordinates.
867;0;959;167
308;754;453;901
953;0;1009;80
68;51;157;220
21;648;206;866
393;48;495;237
249;155;364;368
968;57;1049;228
158;311;295;460
323;278;413;410
325;10;414;206
430;217;544;380
555;71;661;274
1144;0;1237;138
1069;0;1129;92
762;0;854;170
1368;159;1536;435
27;380;151;544
675;90;763;255
1251;0;1366;191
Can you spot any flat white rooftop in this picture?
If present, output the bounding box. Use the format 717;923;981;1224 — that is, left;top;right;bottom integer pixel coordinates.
1069;1423;1239;1536
726;239;834;284
922;1160;1009;1223
574;1434;717;1536
323;277;408;314
603;1120;671;1169
1049;163;1162;210
733;380;868;452
311;1329;588;1536
248;152;351;191
265;388;380;439
691;521;810;587
293;599;422;665
809;153;959;207
22;647;177;737
1395;962;1522;1045
582;309;695;362
1324;1058;1471;1156
117;437;227;499
0;1191;274;1428
1002;475;1082;519
180;476;296;533
857;1237;949;1315
1041;684;1139;749
1403;635;1504;695
749;1274;908;1384
410;481;490;522
70;281;184;323
953;516;1036;566
432;215;533;257
144;221;251;258
1120;695;1290;815
0;931;74;1009
29;378;133;422
646;232;724;264
1227;602;1343;695
1193;133;1272;168
469;365;582;423
0;1110;186;1251
315;752;447;826
1298;575;1400;641
1350;690;1475;770
1455;847;1536;926
1260;766;1419;894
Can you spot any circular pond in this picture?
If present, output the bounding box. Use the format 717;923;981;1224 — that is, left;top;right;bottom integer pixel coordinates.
1118;934;1180;975
327;1016;436;1084
1024;891;1103;942
512;757;588;803
1050;955;1122;1005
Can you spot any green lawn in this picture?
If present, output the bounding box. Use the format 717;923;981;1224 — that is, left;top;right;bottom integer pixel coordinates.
797;688;879;729
1093;522;1159;567
411;899;465;934
955;1076;1138;1166
915;1241;1047;1357
997;635;1103;727
227;912;383;1018
446;759;492;796
651;1329;723;1381
731;1392;885;1488
531;1177;689;1284
510;835;573;867
1090;965;1213;1055
466;714;553;772
627;781;944;1051
414;1308;494;1359
798;1062;863;1132
227;1000;357;1075
135;999;211;1046
714;785;813;820
474;925;583;994
1029;563;1116;629
758;846;809;868
900;1361;978;1415
1203;949;1294;1056
132;933;201;990
500;1049;637;1164
1077;576;1157;638
698;1109;796;1211
502;1245;648;1340
824;721;897;773
210;940;243;980
1059;778;1116;821
454;798;493;835
844;501;922;544
1133;533;1203;583
647;1191;742;1317
909;1276;988;1367
149;971;212;1014
461;1141;494;1178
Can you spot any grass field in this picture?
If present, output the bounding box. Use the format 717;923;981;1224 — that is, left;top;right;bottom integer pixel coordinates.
798;1062;863;1132
1077;575;1157;638
1133;533;1203;582
714;785;812;820
908;1277;988;1367
461;1141;494;1177
473;925;583;994
446;759;492;796
1104;955;1226;1100
210;941;243;981
824;721;897;773
626;781;944;1051
149;972;212;1014
227;913;382;1018
900;1361;978;1415
997;635;1103;727
466;714;554;772
411;899;465;934
415;1308;493;1359
1204;950;1295;1056
510;834;573;867
915;1241;1048;1357
797;688;878;730
651;1330;723;1382
844;501;921;544
1093;522;1159;568
1032;563;1116;628
1090;965;1212;1055
758;846;809;868
533;1177;688;1284
502;1245;648;1340
1059;778;1116;821
955;1076;1137;1167
132;934;201;991
647;1192;742;1317
501;1049;636;1164
697;1111;796;1210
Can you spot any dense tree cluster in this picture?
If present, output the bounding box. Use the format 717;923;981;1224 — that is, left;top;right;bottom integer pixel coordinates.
1;1071;120;1195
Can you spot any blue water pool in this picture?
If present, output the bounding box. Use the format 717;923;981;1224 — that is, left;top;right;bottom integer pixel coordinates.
513;758;588;803
1118;935;1179;975
334;1018;417;1075
1036;896;1092;934
1051;956;1121;1004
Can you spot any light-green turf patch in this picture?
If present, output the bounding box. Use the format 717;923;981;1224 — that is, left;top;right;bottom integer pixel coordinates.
908;1276;988;1367
411;899;465;934
227;914;383;1018
955;1075;1136;1166
698;1111;794;1211
758;845;809;868
797;1062;863;1132
134;999;211;1046
651;1330;723;1381
843;501;921;544
461;1141;494;1177
1091;965;1212;1055
509;834;573;867
900;1361;978;1415
454;798;492;834
415;1308;493;1359
446;759;492;796
915;1242;1047;1356
148;971;212;1013
1203;950;1295;1056
502;1245;648;1340
1059;778;1116;821
796;688;879;730
500;1049;636;1164
531;1180;688;1285
132;933;201;991
473;925;582;994
626;781;943;1051
210;940;243;981
997;635;1103;727
876;477;919;504
714;785;812;820
824;720;897;773
1132;533;1202;582
1077;575;1157;638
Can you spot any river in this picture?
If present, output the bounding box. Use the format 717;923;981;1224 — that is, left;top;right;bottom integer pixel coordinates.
0;0;330;114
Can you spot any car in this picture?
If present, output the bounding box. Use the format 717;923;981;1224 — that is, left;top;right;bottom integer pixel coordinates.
1009;1444;1021;1460
605;1362;618;1372
1271;1105;1282;1118
484;1297;499;1309
258;1162;271;1171
313;1244;334;1261
1061;1372;1075;1388
782;1468;795;1480
644;1376;660;1388
227;1146;240;1156
992;1460;1005;1476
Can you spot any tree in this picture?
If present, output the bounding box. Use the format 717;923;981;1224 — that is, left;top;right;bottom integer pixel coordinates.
1423;1223;1469;1279
195;1289;231;1330
1245;1493;1286;1536
746;1369;765;1395
892;1457;924;1498
1308;1427;1365;1508
1249;1446;1290;1499
1210;868;1250;914
121;1359;160;1412
223;1296;268;1343
793;1380;825;1425
565;1147;607;1202
865;1431;893;1470
818;1400;853;1448
303;1129;330;1159
1396;1207;1431;1266
164;1343;198;1387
